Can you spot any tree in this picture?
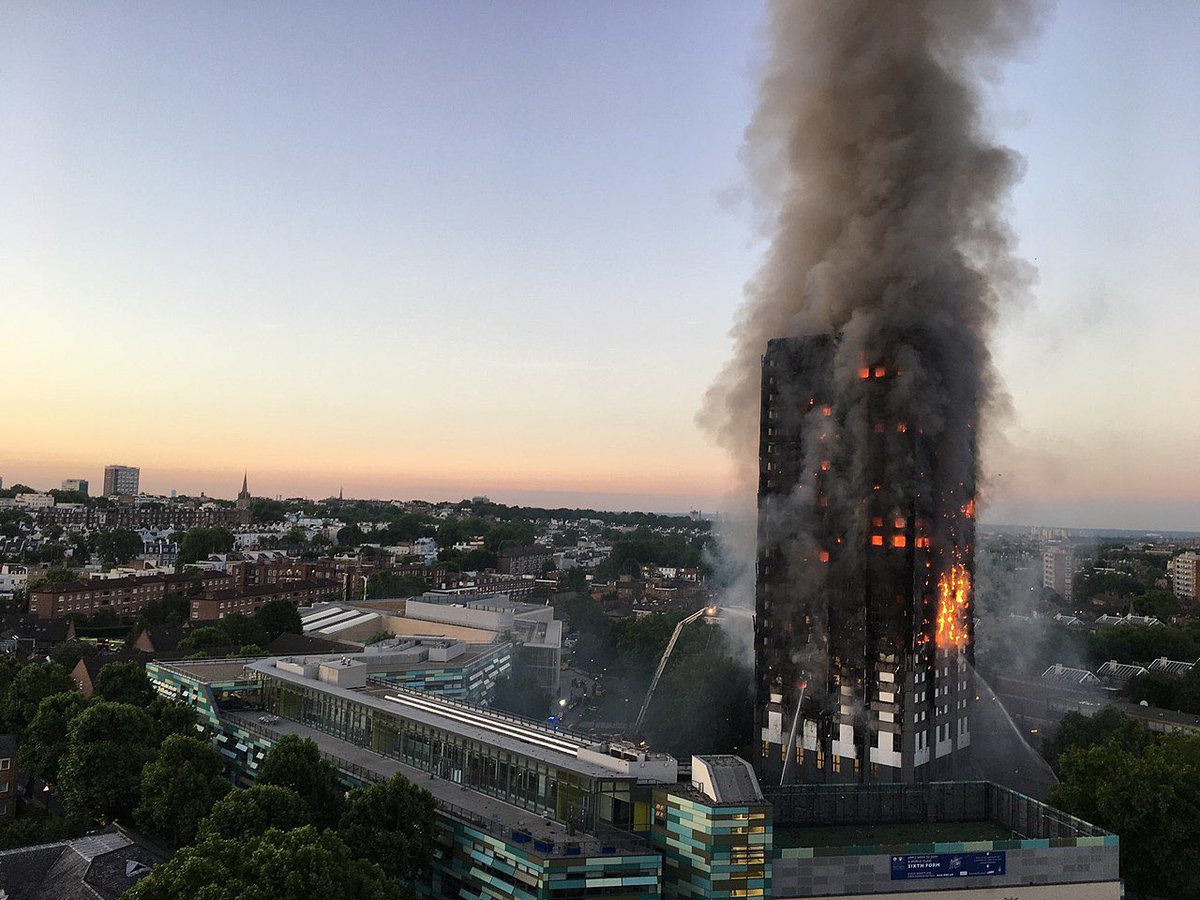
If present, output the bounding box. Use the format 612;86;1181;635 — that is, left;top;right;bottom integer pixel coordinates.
485;519;536;553
1050;734;1200;898
1127;667;1200;716
198;784;310;841
135;734;231;846
70;535;91;565
0;661;76;738
93;529;144;567
254;598;303;641
177;626;228;653
94;661;156;707
59;701;158;821
123;826;401;900
560;567;588;595
177;527;235;566
1042;707;1151;771
366;571;427;599
643;647;753;759
250;498;288;524
50;639;98;671
18;690;89;782
216;613;268;648
336;524;366;547
41;567;82;586
339;773;438;882
256;734;345;828
148;697;199;743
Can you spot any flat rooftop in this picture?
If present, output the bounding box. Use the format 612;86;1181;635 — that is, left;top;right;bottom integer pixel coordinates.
363;642;503;678
243;656;673;781
151;658;261;685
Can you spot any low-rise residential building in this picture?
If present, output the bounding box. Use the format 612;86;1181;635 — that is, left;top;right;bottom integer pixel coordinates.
36;501;249;530
14;492;55;509
0;564;29;602
497;544;554;577
30;572;235;620
189;579;340;622
0;614;76;655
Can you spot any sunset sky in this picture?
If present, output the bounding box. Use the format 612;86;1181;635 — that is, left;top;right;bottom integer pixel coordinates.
2;1;1198;529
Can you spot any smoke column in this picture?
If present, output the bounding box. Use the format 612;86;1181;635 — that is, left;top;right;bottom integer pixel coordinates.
703;0;1041;594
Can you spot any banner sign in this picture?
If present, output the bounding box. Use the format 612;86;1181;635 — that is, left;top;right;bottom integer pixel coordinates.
890;851;1006;880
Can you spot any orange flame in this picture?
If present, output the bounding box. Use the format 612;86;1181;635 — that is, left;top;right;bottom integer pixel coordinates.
936;564;970;649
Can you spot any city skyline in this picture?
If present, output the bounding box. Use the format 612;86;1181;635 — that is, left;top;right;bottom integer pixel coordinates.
4;1;1199;530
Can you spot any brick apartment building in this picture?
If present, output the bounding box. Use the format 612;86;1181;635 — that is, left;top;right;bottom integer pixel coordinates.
189;579;340;622
497;544;554;577
226;557;446;598
30;572;235;620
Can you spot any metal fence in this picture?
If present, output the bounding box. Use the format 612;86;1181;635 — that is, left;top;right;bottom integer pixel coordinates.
763;780;1111;840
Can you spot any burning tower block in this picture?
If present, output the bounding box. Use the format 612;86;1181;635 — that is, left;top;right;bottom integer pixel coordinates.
755;335;976;785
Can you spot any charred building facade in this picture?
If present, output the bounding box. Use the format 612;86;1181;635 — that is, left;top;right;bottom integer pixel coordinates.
755;336;976;786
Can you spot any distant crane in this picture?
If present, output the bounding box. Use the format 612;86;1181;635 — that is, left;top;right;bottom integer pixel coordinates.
632;605;716;734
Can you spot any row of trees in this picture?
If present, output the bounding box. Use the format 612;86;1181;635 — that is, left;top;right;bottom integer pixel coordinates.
0;657;202;849
974;616;1200;684
173;598;303;656
1046;708;1200;899
1;652;439;896
127;734;438;899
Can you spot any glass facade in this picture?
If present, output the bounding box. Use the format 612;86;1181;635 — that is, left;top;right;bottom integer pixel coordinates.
369;643;510;703
259;673;634;832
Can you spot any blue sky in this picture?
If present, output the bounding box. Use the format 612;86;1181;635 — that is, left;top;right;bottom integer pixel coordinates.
1;1;1197;529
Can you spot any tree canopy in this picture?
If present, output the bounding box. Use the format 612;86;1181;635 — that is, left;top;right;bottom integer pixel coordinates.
17;690;89;782
177;527;235;565
198;784;310;842
0;661;76;739
136;734;231;846
256;734;345;829
94;661;157;707
59;701;158;821
255;598;303;641
123;826;401;900
1050;733;1200;898
339;773;438;881
92;529;144;567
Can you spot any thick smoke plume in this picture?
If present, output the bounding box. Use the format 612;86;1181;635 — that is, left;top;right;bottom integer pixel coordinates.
703;0;1041;607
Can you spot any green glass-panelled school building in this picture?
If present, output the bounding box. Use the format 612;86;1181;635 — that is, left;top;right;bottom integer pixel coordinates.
146;655;1120;899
